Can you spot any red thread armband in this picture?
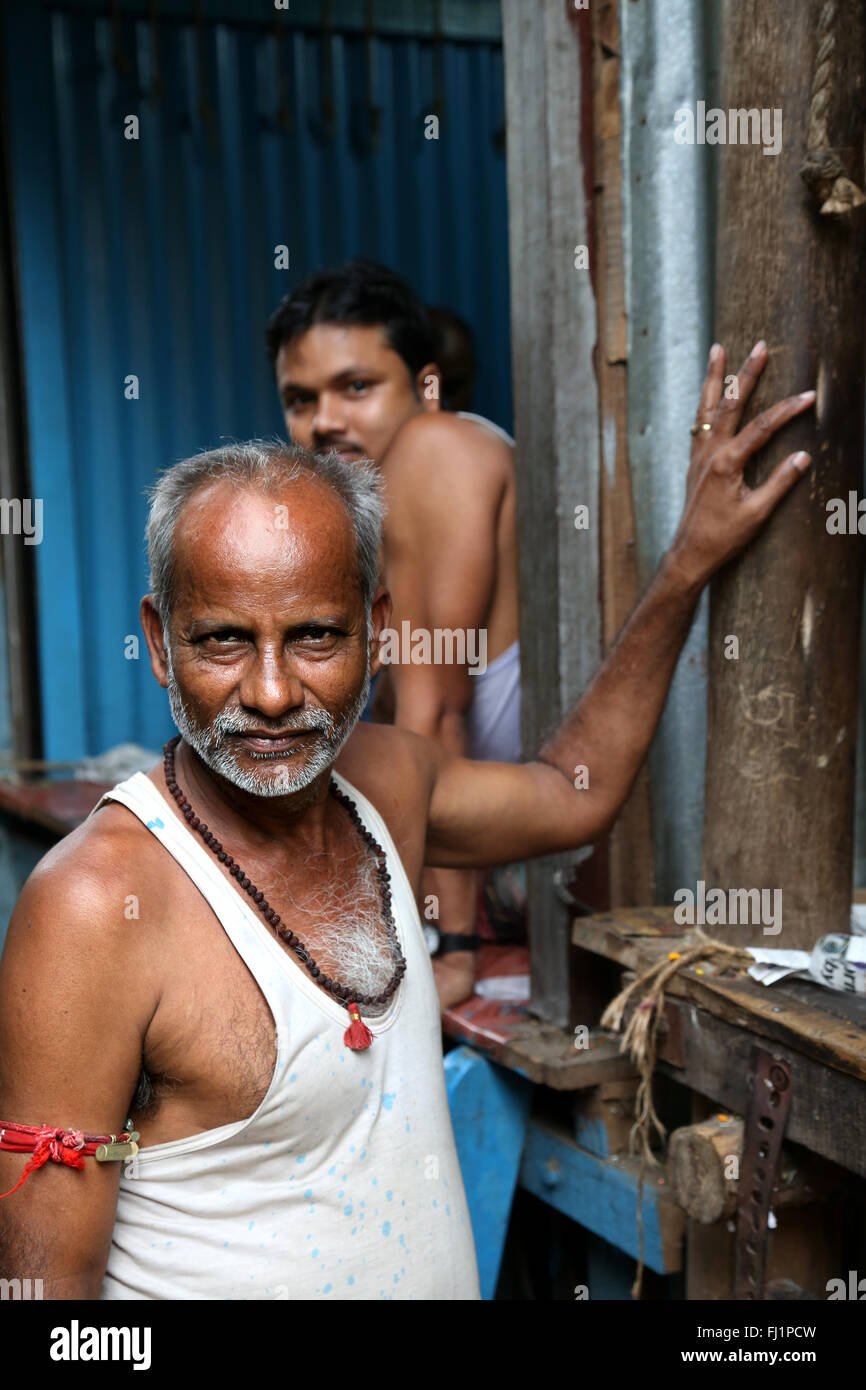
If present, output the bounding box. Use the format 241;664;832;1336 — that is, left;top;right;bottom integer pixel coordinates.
0;1121;140;1199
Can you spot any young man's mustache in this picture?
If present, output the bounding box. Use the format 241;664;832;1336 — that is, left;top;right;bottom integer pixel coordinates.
314;438;365;455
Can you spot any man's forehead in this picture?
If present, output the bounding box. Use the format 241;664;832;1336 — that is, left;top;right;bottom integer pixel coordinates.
276;322;399;381
172;479;359;590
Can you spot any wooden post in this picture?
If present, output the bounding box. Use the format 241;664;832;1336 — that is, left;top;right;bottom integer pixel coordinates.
592;0;655;911
502;0;601;1027
502;0;654;1025
703;0;866;948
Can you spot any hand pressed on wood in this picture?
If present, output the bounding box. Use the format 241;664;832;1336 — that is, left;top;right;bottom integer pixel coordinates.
667;340;815;592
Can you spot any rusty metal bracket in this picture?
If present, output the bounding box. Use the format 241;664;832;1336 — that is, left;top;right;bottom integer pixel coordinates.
734;1047;793;1299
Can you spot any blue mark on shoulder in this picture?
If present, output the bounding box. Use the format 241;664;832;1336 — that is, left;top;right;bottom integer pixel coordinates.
145;817;164;830
382;1221;391;1236
382;1092;395;1110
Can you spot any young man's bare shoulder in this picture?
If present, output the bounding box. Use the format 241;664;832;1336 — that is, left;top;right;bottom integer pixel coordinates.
382;411;511;492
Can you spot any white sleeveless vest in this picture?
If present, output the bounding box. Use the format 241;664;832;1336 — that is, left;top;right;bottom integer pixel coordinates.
90;771;480;1301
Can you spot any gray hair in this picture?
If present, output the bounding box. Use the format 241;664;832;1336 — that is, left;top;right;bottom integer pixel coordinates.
145;439;385;629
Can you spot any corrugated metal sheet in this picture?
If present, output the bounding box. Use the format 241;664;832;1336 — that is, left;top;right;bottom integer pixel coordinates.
619;0;720;900
2;0;510;761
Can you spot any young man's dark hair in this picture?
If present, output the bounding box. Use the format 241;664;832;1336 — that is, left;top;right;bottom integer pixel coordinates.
266;258;436;381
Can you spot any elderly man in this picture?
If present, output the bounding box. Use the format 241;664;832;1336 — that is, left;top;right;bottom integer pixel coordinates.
0;342;813;1298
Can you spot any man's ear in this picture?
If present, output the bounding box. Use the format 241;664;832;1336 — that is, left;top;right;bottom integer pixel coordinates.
415;362;442;413
140;595;171;689
368;586;393;678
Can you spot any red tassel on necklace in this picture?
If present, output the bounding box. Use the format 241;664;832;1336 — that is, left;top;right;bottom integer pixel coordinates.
344;1002;374;1051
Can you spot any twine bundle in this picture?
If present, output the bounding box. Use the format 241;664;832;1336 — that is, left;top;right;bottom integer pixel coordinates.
600;928;754;1298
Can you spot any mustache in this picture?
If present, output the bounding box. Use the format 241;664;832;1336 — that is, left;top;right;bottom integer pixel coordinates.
211;707;337;738
314;439;364;454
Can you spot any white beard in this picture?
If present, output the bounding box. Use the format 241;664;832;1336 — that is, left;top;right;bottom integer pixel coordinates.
165;656;370;798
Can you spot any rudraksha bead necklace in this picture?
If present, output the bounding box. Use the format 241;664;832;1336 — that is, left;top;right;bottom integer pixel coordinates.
162;735;406;1049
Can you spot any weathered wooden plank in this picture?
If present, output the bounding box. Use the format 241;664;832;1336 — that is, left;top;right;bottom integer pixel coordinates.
444;994;639;1090
572;910;866;1083
503;1031;638;1093
656;1000;866;1178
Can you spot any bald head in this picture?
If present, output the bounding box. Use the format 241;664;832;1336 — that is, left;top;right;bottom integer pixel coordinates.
145;440;385;634
169;474;363;646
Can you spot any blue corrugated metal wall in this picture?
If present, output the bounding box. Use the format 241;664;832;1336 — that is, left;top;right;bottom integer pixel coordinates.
2;0;510;761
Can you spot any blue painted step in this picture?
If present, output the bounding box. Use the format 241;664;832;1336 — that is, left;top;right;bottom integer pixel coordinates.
444;1044;533;1299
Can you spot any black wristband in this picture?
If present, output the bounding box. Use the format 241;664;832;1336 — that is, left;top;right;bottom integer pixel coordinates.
436;933;482;957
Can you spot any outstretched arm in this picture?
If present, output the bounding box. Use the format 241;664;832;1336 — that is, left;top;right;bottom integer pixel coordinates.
381;414;511;1006
425;342;815;867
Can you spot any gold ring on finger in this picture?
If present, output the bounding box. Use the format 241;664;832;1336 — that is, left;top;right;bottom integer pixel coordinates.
690;422;713;436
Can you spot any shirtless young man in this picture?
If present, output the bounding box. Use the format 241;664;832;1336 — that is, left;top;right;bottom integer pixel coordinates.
0;342;814;1298
267;260;520;1009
